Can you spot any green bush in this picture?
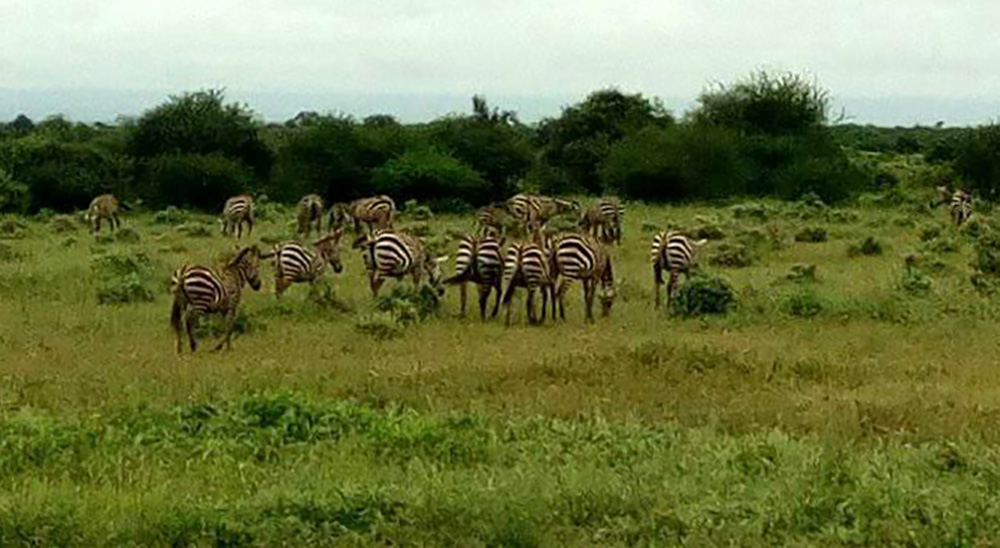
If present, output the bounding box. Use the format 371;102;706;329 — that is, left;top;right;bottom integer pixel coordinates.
373;149;489;207
91;250;157;305
972;231;1000;275
49;215;78;233
708;243;755;268
900;267;932;296
0;242;21;262
671;275;736;316
0;166;28;213
794;227;828;243
848;237;883;257
786;264;818;283
152;206;188;225
136;153;252;210
176;222;214;238
354;312;405;340
731;203;771;221
0;216;28;239
954;123;1000;200
375;286;441;323
114;226;141;244
782;289;825;317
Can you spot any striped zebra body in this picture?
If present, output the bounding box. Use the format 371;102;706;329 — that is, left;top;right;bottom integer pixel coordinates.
88;194;122;234
330;195;396;234
264;229;344;297
552;234;615;322
476;204;509;237
221;195;255;238
500;241;554;325
506;194;578;236
297;194;325;237
170;245;262;352
357;230;446;297
651;231;705;308
444;234;505;319
579;198;624;245
951;190;973;226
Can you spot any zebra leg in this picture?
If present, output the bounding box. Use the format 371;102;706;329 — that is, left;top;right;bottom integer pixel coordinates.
583;279;595;324
171;298;185;354
667;271;680;307
459;282;468;318
185;311;200;352
275;277;291;298
213;308;237;352
489;280;502;319
653;265;663;309
527;288;537;324
113;213;121;231
370;274;386;298
539;286;548;325
478;284;492;321
92;216;100;235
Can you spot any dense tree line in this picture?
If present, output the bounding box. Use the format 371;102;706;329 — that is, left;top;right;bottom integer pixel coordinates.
1;71;998;214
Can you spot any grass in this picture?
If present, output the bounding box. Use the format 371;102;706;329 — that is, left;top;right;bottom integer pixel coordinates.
4;199;1000;544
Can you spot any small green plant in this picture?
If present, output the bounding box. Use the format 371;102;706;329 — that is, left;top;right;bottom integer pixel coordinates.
794;227;828;243
920;224;944;242
848;236;883;257
0;216;28;239
49;215;78;233
153;206;188;225
176;222;213;238
375;286;441;323
308;281;352;313
899;266;932;296
92;250;158;305
786;264;817;283
708;243;755;268
782;289;825;317
671;275;736;316
354;312;405;340
640;222;659;233
0;242;21;262
730;203;770;221
114;226;142;244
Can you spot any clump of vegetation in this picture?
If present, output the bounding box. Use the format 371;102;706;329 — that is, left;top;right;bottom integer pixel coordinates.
0;216;28;239
794;227;828;243
640;222;659;233
49;215;78;233
307;280;352;313
114;226;142;244
826;209;860;224
671;275;736;316
730;203;770;221
848;236;884;257
782;289;825;318
920;224;944;242
91;250;157;305
407;224;433;238
708;242;755;268
176;222;213;238
354;312;406;340
786;264;818;283
197;311;261;339
403;200;434;221
152;206;188;225
972;231;1000;275
899;260;933;296
61;236;77;248
0;242;22;262
375;286;441;323
961;217;993;239
693;223;726;241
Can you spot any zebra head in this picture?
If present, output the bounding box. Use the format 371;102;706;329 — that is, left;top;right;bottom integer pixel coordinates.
230;245;262;291
328;203;350;232
315;227;344;274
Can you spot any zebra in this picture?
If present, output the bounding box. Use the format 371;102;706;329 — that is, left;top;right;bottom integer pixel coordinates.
87;194;127;234
651;232;707;308
475;204;510;237
296;194;325;237
551;233;615;322
933;186;974;226
353;229;448;298
443;233;505;320
170;245;263;353
261;228;344;297
579;197;624;245
220;195;255;238
500;241;555;326
328;195;395;234
506;194;579;235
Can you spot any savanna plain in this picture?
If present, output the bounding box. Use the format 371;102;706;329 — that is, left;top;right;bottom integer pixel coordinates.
5;181;1000;546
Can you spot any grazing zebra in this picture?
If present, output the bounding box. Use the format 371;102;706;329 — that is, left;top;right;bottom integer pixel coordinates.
933;186;974;226
296;194;325;237
579;198;624;245
651;232;707;308
475;204;510;237
329;195;396;234
170;245;263;353
220;195;255;238
261;228;344;297
443;234;505;319
500;241;554;326
552;234;615;322
354;230;448;297
506;194;579;234
87;194;126;234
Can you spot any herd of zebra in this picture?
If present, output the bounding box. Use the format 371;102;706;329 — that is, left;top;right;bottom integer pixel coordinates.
81;184;975;353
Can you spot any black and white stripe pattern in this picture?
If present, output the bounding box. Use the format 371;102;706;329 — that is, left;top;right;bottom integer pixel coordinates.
170;245;262;352
950;190;973;226
357;230;447;297
500;241;554;325
476;204;508;237
552;233;615;322
330;195;396;234
579;198;624;245
221;195;255;238
297;194;325;237
651;231;705;308
87;194;122;234
263;229;344;297
506;194;578;236
444;234;505;319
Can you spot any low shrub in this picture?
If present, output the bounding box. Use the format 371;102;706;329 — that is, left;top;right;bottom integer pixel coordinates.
307;281;352;313
708;243;755;268
826;209;860;224
693;223;726;240
176;222;214;238
671;275;736;317
920;224;944;242
114;226;142;244
782;289;825;317
640;222;659;233
794;227;828;243
730;203;770;221
96;274;157;305
354;312;405;340
786;264;818;283
848;237;884;257
375;286;441;323
49;215;79;233
0;216;28;239
899;266;932;296
153;206;188;225
972;231;1000;275
0;242;21;262
91;250;158;305
197;311;261;339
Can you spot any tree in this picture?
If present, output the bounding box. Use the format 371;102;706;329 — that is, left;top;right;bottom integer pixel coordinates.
693;71;829;136
955;123;1000;200
537;89;673;193
9;114;34;135
373;148;487;209
270;115;370;203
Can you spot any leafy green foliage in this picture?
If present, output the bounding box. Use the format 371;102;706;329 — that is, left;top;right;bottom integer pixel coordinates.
671;275;736;316
954;123;1000;200
373;148;488;207
137;153;252;210
848;237;884;257
91;250;157;305
794;227;828;243
0;166;28;213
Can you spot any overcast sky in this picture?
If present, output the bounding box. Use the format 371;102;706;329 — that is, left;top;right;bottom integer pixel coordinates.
2;0;999;125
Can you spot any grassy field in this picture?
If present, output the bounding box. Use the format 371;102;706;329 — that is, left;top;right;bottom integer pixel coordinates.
4;197;1000;545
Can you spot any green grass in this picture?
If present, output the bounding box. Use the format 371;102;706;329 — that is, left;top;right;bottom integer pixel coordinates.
4;200;1000;545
